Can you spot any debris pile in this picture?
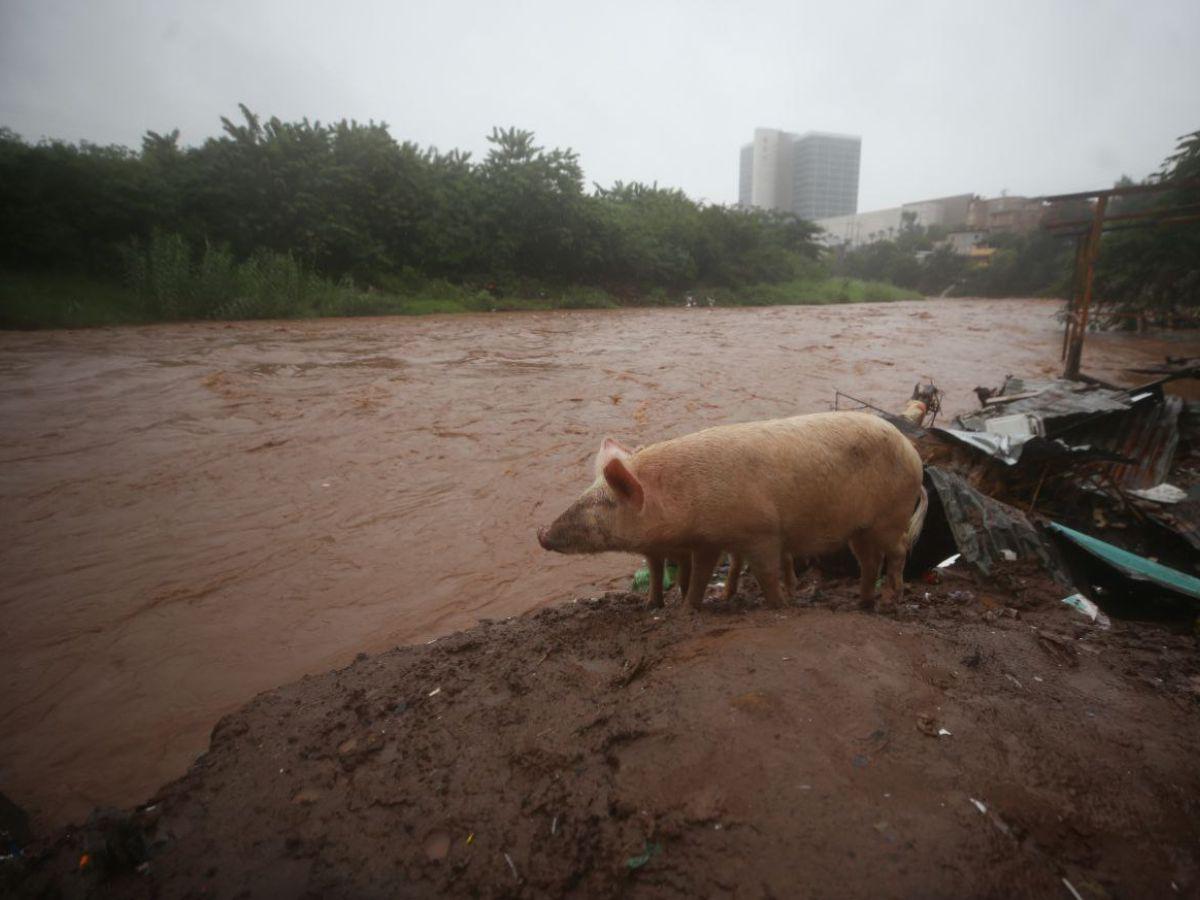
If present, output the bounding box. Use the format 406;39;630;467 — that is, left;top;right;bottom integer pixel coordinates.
874;363;1200;621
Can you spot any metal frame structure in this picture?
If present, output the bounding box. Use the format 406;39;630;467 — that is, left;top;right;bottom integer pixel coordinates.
1036;180;1200;379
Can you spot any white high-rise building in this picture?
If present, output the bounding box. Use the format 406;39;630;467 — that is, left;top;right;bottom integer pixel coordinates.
738;128;861;220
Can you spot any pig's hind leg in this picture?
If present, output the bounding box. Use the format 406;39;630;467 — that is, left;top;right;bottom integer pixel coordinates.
848;533;884;609
883;540;908;607
744;540;786;608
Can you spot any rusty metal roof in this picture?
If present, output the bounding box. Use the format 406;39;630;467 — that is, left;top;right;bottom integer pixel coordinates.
1083;393;1182;490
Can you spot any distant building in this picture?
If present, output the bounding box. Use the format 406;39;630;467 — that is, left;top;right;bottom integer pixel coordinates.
815;194;973;248
816;192;1044;249
942;230;988;255
738;128;861;220
966;195;1044;234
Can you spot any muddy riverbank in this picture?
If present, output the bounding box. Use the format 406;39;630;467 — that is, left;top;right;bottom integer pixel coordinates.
1;298;1196;828
11;571;1200;898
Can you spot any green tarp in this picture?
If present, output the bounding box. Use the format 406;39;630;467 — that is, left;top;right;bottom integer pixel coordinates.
1048;522;1200;601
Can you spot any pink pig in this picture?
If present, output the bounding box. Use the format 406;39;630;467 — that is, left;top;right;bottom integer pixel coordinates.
537;412;927;609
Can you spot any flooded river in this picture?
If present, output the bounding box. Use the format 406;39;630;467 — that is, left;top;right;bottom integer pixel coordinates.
1;298;1193;826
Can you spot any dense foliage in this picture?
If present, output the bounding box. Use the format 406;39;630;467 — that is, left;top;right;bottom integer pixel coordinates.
0;107;820;301
1092;129;1200;318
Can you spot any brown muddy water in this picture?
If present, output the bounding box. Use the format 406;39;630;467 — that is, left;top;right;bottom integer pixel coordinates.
0;298;1194;828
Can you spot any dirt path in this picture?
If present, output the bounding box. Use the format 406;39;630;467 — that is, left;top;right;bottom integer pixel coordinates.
1;298;1195;829
13;569;1199;898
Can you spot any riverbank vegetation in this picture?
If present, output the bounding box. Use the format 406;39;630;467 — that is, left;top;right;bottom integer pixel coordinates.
0;109;919;329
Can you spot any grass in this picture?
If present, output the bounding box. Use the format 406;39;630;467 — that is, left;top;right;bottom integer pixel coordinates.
2;251;919;331
0;271;145;329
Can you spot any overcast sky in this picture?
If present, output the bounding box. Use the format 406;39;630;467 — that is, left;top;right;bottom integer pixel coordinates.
2;0;1198;211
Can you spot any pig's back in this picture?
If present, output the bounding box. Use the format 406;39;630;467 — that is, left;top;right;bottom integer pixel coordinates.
635;412;922;555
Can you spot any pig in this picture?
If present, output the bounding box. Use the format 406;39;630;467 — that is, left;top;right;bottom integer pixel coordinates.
537;411;928;610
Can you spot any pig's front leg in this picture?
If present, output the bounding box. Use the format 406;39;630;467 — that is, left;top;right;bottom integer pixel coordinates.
684;548;721;610
674;554;692;600
646;554;665;609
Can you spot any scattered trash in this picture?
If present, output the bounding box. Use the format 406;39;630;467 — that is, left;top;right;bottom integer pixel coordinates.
916;713;953;737
985;412;1040;439
1000;549;1017;562
1036;632;1079;668
78;853;91;870
1128;483;1187;504
948;590;974;603
631;561;678;593
550;816;558;835
1061;593;1112;629
466;833;474;845
936;553;961;568
625;841;662;870
428;687;442;697
961;647;985;669
503;851;519;880
969;798;987;814
1062;877;1085;900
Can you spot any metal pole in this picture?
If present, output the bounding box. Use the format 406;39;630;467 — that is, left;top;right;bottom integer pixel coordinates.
1063;194;1108;379
1061;234;1086;361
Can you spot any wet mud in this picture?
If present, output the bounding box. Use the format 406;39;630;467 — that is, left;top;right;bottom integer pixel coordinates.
11;570;1200;898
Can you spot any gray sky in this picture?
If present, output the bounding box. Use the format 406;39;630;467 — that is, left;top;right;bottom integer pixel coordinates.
2;0;1198;211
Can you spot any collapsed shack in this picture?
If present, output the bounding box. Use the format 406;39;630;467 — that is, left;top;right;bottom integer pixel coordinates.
858;364;1200;623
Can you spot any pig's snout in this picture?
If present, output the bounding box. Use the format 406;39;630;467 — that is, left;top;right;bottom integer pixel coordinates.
536;526;553;551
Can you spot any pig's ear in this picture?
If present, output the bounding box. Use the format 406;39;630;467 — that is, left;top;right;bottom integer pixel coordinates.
603;457;644;509
595;436;633;477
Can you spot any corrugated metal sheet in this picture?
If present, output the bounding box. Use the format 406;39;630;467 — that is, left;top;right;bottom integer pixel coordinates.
953;378;1182;492
1083;394;1182;489
925;466;1071;583
958;378;1132;433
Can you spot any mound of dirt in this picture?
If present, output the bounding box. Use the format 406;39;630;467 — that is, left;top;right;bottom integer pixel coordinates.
8;571;1200;898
